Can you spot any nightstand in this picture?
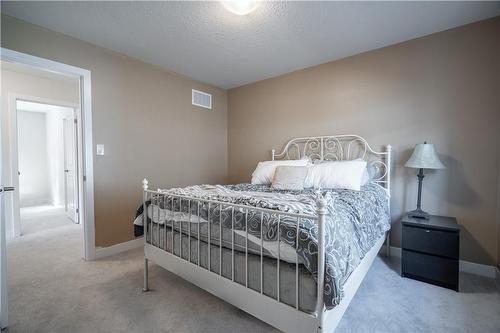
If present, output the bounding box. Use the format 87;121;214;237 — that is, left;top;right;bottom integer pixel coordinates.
401;214;460;291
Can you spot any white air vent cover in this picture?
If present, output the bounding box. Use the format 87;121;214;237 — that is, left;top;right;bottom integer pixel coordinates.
192;89;212;109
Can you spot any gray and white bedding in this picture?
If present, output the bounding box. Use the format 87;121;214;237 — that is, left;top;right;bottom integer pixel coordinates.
134;182;390;309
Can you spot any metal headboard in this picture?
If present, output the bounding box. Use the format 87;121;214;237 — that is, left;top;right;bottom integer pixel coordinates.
271;135;392;194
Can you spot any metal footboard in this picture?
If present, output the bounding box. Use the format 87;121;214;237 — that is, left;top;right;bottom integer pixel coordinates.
141;179;327;319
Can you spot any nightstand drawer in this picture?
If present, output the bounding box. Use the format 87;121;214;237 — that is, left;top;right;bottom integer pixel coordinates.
402;250;458;290
402;225;459;259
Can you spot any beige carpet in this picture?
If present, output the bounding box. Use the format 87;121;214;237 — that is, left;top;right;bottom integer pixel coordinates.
17;205;74;237
5;217;500;332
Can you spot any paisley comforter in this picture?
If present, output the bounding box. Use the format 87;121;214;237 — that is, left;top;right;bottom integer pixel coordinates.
134;183;390;309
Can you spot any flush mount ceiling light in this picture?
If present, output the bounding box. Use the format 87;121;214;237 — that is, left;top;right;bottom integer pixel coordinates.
221;0;259;15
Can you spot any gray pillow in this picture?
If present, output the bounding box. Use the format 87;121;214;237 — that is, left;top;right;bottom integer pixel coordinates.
271;166;308;191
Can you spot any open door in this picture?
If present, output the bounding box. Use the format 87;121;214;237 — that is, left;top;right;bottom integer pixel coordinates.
1;114;13;328
63;114;78;224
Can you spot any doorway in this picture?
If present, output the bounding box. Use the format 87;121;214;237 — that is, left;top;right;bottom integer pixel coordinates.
1;48;95;329
15;99;79;237
0;49;95;259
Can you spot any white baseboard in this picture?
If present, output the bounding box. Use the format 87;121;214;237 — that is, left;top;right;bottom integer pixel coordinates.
380;245;497;279
94;237;144;259
496;268;500;290
380;245;402;259
459;260;497;278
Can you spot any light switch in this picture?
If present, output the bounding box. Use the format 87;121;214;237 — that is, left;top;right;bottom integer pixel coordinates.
96;144;105;156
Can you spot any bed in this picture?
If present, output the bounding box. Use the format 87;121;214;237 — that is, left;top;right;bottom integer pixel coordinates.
136;135;392;332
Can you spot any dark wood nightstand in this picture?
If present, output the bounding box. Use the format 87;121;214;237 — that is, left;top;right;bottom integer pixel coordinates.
401;214;460;291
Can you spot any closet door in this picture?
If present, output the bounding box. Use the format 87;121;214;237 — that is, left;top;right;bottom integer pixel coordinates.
63;114;78;223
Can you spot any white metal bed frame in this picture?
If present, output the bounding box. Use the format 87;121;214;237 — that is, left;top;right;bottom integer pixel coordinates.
142;135;391;333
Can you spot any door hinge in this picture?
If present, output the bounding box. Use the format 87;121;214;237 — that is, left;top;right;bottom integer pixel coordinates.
74;118;77;124
83;175;86;181
76;208;79;214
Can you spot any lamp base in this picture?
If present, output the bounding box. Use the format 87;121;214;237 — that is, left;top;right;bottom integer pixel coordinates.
408;208;430;220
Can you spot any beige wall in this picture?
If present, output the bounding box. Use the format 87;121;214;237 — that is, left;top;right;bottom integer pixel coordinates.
3;14;499;266
497;135;500;269
498;163;500;269
228;18;500;266
1;15;228;247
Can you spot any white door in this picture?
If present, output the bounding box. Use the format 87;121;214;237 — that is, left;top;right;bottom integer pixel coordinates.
63;115;78;223
1;116;12;328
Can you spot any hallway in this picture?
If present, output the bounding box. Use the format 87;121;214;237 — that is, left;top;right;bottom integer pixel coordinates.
17;205;73;237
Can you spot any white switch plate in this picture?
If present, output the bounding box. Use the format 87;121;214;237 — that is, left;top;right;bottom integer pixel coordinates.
96;144;105;156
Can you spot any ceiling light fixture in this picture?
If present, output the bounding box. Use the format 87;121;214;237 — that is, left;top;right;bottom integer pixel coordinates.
221;0;259;15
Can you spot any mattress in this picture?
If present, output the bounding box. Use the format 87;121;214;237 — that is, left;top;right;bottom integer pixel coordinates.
135;182;390;309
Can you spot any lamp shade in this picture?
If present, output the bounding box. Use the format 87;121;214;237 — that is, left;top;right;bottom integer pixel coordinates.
405;143;445;169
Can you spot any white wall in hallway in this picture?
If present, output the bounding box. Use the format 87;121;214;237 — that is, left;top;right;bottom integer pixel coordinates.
17;103;75;208
17;110;50;207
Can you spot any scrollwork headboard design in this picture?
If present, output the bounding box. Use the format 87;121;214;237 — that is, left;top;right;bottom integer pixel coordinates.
272;135;392;195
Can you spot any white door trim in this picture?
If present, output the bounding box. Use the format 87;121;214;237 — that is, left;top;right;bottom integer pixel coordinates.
9;94;80;234
1;169;8;329
1;47;96;260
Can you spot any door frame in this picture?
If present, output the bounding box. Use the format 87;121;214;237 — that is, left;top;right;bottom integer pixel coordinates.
1;47;96;260
10;95;80;232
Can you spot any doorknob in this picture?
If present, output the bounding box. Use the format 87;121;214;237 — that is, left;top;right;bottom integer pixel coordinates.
0;186;15;193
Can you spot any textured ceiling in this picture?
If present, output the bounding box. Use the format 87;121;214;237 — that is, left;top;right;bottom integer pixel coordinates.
2;1;500;89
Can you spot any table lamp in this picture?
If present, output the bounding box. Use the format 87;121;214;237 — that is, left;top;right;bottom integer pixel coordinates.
405;142;445;219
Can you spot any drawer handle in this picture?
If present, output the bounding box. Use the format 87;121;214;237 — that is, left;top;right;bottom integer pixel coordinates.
425;230;430;233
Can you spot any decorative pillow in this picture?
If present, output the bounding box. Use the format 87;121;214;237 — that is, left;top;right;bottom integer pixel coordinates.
304;159;367;191
251;159;309;185
271;166;308;191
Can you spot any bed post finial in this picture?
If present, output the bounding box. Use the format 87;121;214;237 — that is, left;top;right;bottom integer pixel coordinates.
315;193;327;329
316;195;327;214
271;149;276;161
142;178;149;191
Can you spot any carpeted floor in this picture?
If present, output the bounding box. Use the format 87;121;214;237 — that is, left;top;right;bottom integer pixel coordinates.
17;205;74;237
5;218;500;332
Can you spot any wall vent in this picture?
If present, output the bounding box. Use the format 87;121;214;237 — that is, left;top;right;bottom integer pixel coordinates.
192;89;212;109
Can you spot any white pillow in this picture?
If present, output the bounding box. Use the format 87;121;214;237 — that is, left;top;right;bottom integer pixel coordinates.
361;167;370;185
354;158;373;186
271;166;308;191
304;160;367;191
356;158;370;186
251;159;309;185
